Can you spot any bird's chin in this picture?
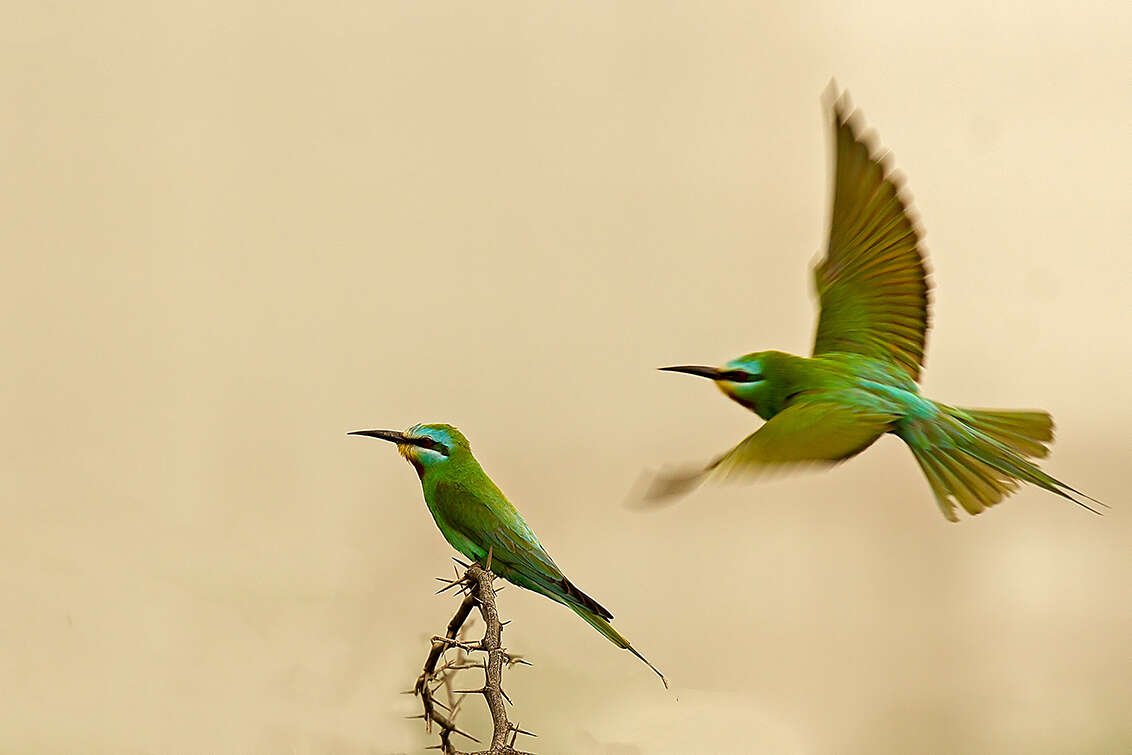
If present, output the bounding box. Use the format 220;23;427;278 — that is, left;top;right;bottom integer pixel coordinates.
715;381;738;399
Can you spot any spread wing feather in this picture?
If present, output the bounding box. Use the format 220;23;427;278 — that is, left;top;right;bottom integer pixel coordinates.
812;89;931;382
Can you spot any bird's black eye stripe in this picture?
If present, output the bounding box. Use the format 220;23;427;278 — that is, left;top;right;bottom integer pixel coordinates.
413;437;449;455
721;370;763;383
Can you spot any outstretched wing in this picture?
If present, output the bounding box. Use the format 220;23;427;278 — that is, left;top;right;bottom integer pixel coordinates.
643;396;897;502
435;479;613;619
812;89;931;382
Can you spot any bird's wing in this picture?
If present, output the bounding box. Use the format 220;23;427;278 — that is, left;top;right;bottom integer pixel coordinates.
811;89;931;382
644;395;897;501
435;479;614;619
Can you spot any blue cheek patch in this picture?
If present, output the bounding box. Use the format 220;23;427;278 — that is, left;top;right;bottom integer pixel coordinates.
417;450;448;467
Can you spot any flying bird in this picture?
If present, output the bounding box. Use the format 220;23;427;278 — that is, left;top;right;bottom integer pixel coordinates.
351;423;665;683
649;86;1103;522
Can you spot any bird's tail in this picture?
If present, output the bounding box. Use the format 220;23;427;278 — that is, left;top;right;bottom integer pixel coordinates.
566;603;667;688
901;405;1105;522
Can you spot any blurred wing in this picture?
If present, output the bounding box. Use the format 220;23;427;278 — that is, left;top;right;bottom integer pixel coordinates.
812;89;931;382
644;396;896;502
436;480;613;619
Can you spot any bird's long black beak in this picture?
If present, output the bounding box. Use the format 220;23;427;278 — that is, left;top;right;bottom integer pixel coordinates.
658;365;723;380
347;429;409;444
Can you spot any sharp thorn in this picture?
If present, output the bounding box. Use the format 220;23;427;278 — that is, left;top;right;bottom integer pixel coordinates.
449;725;480;742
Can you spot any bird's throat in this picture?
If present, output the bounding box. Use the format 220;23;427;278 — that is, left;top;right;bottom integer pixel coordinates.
408;457;425;479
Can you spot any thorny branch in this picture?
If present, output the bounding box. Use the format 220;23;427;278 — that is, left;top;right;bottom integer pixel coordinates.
411;560;535;755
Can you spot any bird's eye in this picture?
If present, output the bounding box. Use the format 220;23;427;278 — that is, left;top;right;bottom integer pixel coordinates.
721;370;763;383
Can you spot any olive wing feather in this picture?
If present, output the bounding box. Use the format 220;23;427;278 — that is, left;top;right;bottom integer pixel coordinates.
435;479;612;619
812;89;931;382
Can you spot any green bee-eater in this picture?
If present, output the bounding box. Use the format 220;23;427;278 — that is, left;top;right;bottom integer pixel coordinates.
350;423;665;683
651;88;1103;522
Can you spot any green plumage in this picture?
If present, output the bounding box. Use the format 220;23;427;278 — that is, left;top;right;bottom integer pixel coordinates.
351;424;664;683
653;87;1103;521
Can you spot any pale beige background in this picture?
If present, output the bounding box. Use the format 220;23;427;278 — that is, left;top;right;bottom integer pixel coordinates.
1;2;1129;753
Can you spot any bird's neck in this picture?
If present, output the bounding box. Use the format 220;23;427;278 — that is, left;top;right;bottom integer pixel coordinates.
419;455;494;504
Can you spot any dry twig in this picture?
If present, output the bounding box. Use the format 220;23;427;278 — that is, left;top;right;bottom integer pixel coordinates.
412;562;535;755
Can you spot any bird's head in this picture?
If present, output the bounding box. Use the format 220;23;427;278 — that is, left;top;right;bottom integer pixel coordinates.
348;423;471;478
660;352;772;415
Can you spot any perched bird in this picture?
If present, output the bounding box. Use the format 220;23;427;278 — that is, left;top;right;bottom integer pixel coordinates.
350;423;665;684
649;87;1103;522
